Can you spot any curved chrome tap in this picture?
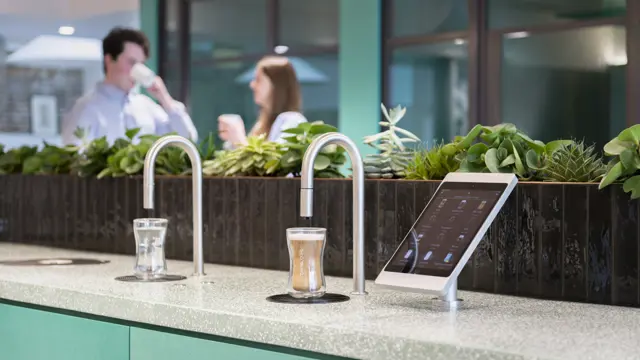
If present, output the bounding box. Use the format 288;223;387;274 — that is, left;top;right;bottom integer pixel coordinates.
300;132;367;295
143;135;204;276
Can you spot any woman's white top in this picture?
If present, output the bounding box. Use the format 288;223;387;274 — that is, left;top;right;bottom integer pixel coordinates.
223;111;308;150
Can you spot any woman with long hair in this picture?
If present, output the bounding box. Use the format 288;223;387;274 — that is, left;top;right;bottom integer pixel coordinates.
218;56;307;148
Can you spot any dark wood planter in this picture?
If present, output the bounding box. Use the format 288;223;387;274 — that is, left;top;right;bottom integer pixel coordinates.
0;175;637;307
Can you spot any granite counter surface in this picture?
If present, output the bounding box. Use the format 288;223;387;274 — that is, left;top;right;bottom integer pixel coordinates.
0;244;638;360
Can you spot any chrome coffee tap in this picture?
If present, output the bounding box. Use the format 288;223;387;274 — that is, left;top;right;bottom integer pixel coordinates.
300;132;367;295
142;135;205;276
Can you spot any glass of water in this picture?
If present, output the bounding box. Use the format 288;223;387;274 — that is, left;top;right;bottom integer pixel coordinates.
133;218;168;279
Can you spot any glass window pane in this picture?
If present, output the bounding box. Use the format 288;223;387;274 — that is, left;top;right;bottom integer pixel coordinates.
391;0;468;38
388;41;469;144
297;54;339;127
0;1;139;148
279;0;339;51
501;25;626;149
189;60;257;139
190;0;267;62
490;0;626;29
163;0;181;96
188;54;339;139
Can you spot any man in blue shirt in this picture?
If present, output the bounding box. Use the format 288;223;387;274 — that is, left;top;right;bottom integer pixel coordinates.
61;27;197;145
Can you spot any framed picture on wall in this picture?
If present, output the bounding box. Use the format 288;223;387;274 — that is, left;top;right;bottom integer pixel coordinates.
30;95;58;136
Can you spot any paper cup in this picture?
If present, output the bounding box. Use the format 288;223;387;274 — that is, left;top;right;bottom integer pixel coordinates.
130;63;156;88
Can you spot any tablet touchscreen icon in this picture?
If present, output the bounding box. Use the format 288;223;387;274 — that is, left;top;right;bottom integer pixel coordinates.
444;252;453;263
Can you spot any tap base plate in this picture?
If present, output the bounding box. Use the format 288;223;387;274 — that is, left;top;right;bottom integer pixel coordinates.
266;293;350;304
115;274;187;283
428;297;464;311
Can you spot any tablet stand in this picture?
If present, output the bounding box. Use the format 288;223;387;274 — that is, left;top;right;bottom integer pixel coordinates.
430;278;463;311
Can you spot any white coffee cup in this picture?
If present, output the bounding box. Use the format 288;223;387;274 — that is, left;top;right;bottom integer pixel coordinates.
219;114;243;127
130;63;156;88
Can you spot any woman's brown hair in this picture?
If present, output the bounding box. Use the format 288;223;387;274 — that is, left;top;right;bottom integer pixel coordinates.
249;56;302;137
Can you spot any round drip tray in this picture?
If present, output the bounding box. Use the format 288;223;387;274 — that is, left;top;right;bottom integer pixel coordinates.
266;293;350;304
0;258;110;266
115;275;187;283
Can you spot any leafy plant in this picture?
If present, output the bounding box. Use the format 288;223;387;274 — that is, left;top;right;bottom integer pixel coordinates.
458;123;550;180
154;132;216;176
202;134;282;177
599;125;640;198
363;104;420;179
536;141;605;182
0;145;39;174
71;129;114;177
78;128;215;179
278;121;346;178
96;128;151;178
22;143;79;175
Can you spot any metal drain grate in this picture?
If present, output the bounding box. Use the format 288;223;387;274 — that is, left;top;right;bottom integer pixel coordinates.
114;275;187;283
266;293;350;304
0;258;110;266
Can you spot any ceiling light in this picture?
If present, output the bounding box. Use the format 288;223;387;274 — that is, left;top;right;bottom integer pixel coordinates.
274;45;289;54
58;26;75;36
506;31;529;39
454;38;466;45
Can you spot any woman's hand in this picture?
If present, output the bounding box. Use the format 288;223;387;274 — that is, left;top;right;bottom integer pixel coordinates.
218;115;248;146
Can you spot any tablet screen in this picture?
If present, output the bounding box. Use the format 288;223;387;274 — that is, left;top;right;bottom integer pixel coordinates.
384;181;508;277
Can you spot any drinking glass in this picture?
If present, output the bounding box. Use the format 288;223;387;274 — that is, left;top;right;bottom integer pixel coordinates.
286;227;327;298
133;218;168;279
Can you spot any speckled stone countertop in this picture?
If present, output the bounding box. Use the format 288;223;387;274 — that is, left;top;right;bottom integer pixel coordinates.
0;244;638;360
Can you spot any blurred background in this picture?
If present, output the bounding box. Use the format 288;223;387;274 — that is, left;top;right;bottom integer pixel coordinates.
0;0;632;152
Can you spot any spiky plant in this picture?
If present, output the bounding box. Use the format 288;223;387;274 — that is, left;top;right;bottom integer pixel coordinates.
405;141;462;180
543;141;605;182
363;104;420;179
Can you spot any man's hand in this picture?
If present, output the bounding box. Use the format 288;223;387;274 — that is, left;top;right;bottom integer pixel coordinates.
147;76;174;110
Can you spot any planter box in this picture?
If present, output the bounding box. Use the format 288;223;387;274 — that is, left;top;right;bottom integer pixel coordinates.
0;175;637;307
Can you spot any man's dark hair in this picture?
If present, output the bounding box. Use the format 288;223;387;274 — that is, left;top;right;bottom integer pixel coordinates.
102;27;150;72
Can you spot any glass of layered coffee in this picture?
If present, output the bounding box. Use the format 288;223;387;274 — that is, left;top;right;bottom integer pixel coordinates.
286;227;327;298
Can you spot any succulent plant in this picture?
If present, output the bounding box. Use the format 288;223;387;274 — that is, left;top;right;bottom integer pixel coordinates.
278;121;346;178
600;125;640;198
540;141;605;182
362;104;420;179
457;123;560;180
203;134;282;177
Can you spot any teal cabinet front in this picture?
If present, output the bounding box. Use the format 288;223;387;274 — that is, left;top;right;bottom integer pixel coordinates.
130;327;342;360
0;303;130;360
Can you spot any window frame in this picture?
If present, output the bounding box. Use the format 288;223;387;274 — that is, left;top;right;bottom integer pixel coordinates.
158;0;340;109
382;0;640;134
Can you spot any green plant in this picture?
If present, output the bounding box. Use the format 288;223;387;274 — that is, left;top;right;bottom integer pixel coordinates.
81;128;215;178
0;145;38;174
154;132;216;176
536;141;605;182
405;142;459;180
71;129;113;177
363;104;420;179
458;123;552;180
278;121;346;178
202;134;282;177
599;125;640;198
22;143;79;175
404;126;483;180
96;129;154;178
